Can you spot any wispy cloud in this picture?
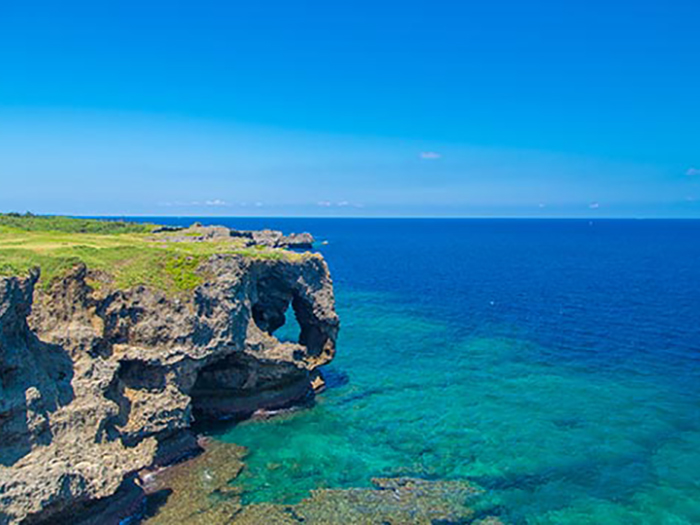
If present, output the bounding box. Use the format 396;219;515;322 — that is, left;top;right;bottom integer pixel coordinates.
317;200;363;208
589;202;600;209
419;152;442;160
157;199;228;207
686;167;700;176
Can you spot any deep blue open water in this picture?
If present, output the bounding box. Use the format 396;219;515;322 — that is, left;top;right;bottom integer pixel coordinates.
133;218;700;523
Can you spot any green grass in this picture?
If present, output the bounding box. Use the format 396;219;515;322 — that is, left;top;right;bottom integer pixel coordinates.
0;213;154;234
0;214;313;295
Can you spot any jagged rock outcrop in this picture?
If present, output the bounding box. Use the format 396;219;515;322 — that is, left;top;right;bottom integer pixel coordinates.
156;224;315;249
247;230;315;249
0;253;338;524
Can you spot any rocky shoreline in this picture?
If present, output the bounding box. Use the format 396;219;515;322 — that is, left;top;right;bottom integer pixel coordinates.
0;224;338;524
0;220;503;524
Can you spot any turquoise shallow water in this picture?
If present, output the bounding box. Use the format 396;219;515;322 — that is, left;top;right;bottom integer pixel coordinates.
219;291;700;524
137;218;700;524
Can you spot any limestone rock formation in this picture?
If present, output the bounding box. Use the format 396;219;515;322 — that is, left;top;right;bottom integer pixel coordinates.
156;224;315;249
248;230;315;250
0;252;338;524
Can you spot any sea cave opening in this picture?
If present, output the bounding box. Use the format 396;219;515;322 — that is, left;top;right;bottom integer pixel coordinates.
273;303;302;343
250;282;303;345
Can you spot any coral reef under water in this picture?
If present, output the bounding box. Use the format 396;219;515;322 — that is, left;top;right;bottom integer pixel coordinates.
141;439;502;524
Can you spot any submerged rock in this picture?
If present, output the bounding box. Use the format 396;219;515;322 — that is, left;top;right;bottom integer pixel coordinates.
140;449;491;525
232;477;483;525
0;250;338;524
141;438;247;525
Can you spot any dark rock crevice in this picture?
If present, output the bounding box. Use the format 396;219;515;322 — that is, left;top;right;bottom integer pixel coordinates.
251;275;294;336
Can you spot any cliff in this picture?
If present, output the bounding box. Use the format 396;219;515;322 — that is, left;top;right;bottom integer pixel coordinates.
0;218;339;524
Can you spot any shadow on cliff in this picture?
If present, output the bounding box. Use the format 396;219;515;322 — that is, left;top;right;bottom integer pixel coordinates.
0;272;76;467
0;333;75;466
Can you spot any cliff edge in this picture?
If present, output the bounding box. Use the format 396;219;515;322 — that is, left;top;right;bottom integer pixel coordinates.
0;217;339;524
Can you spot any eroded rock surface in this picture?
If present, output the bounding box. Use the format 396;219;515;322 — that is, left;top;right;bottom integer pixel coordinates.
156;224;315;249
0;252;338;524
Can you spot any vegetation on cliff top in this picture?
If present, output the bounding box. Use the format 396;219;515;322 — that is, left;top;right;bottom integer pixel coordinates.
0;213;155;234
0;214;310;294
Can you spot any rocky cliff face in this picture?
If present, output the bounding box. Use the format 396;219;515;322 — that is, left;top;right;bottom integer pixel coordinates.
0;253;339;524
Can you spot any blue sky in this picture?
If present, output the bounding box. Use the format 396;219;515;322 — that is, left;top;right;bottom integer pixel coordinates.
0;0;698;217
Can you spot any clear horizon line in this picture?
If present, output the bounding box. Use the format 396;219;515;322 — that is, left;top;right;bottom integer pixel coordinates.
78;214;700;221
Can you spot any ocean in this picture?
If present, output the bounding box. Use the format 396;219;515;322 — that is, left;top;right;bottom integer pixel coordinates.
132;218;700;524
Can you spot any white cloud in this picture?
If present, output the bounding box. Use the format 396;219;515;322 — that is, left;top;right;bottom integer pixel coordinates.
204;199;227;206
589;202;600;209
254;201;264;207
420;152;442;160
317;200;363;208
